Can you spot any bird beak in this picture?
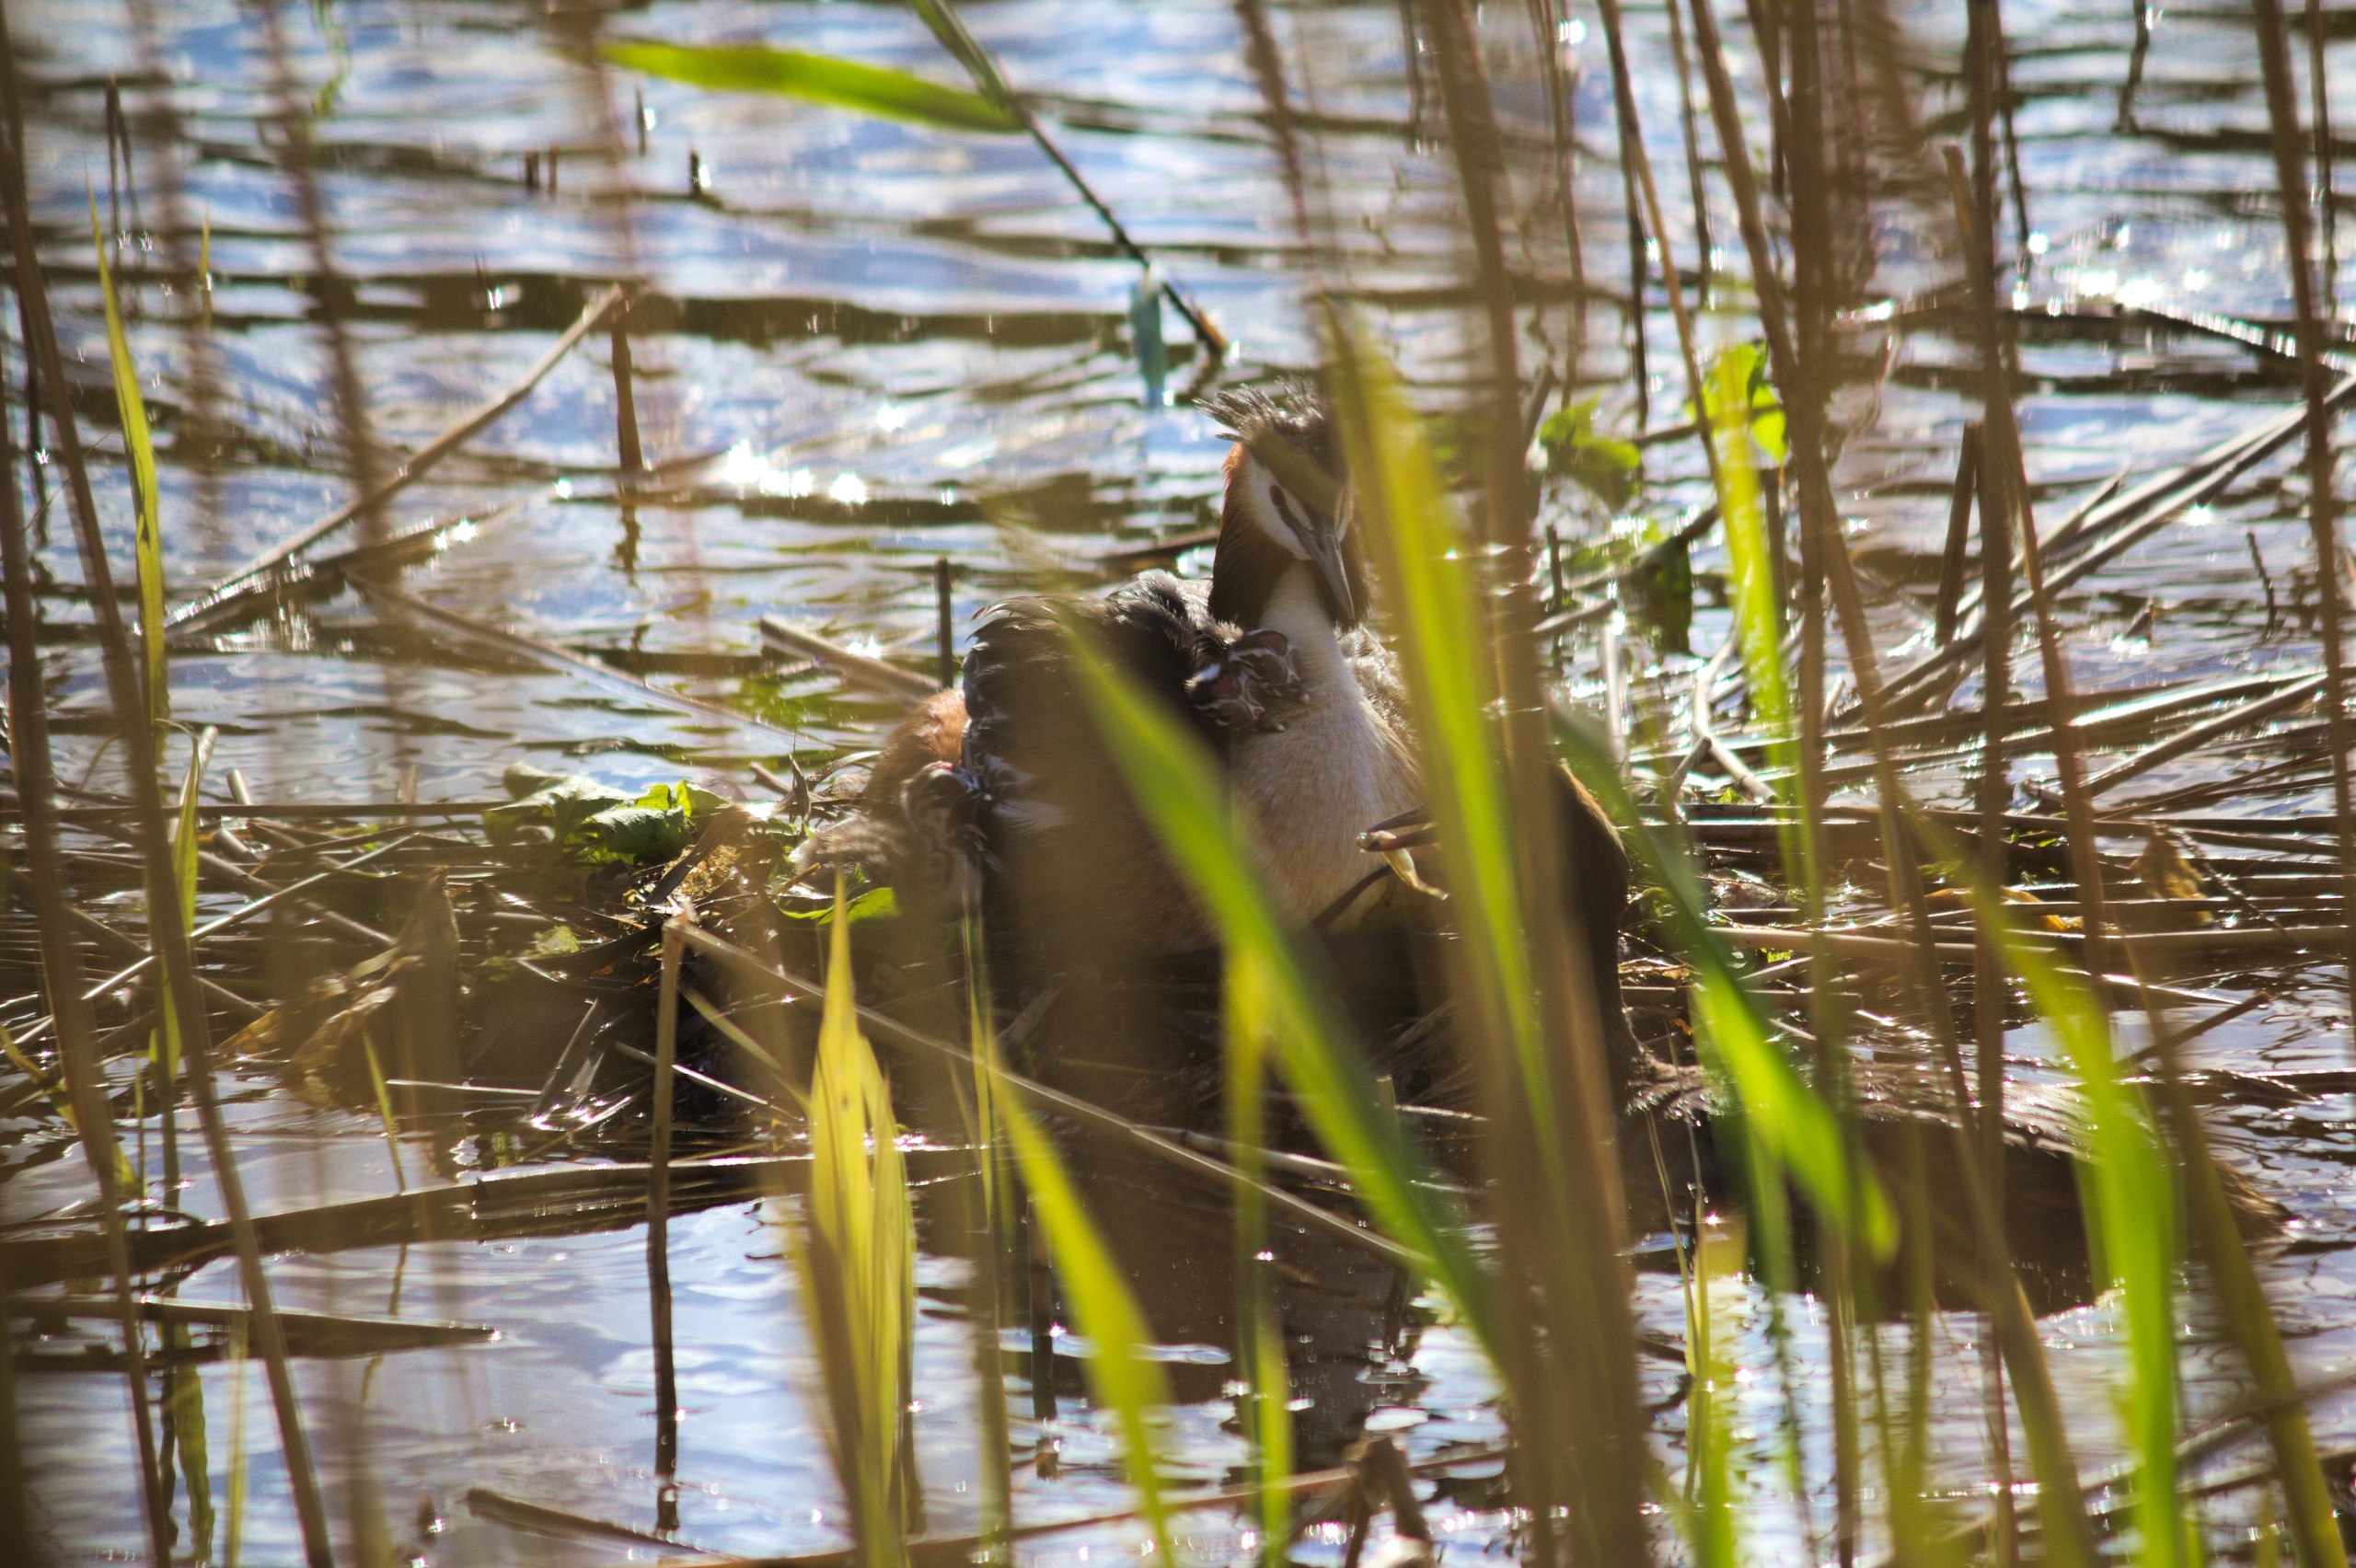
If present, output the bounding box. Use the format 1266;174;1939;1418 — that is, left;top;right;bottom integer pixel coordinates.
1299;522;1357;625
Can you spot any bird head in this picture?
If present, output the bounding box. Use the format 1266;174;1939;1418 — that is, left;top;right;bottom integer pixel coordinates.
1202;382;1366;629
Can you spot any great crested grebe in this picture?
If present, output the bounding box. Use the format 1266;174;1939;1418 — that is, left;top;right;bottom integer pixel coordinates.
809;382;1630;1050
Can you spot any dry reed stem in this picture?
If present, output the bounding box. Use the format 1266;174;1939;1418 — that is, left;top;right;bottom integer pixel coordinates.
1414;4;1650;1559
0;235;172;1568
121;0;234;549
1520;0;1589;391
0;12;336;1557
672;925;1418;1269
255;0;387;543
2142;996;2345;1568
2248;0;2356;1032
1590;0;1715;486
1593;0;1652;427
1933;421;1981;646
1681;6;2105;1553
648;915;687;1478
179;286;627;626
1937;151;2115;986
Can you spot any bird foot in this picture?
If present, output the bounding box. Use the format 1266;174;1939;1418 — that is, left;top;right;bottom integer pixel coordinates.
1188;628;1306;732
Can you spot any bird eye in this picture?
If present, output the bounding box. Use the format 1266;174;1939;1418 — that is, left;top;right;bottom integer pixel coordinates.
1267;484;1311;535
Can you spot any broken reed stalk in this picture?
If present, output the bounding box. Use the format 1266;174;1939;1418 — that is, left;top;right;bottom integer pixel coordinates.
1941;153;2114;981
1413;5;1649;1562
648;915;686;1478
1681;4;2102;1556
913;0;1223;354
0;12;338;1557
2249;0;2356;1032
255;0;387;544
1933;421;1981;647
0;253;172;1568
1589;0;1716;487
179;285;628;628
2141;994;2344;1568
1520;0;1588;391
670;923;1417;1270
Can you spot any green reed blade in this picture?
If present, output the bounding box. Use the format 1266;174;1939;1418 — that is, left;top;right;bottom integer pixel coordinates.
1556;707;1895;1257
1065;632;1497;1359
1321;311;1550;1150
224;1320;248;1568
1226;951;1292;1568
1682;1214;1744;1568
603;40;1021;134
151;727;211;1202
1979;922;2180;1567
787;881;918;1568
1916;815;2181;1567
88;195;165;725
986;1024;1174;1565
166;1329;214;1557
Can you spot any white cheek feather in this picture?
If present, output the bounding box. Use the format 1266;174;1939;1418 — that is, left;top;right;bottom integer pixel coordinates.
1236;455;1312;560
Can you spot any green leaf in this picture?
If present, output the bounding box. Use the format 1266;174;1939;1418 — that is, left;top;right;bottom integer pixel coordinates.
1553;705;1896;1258
787;881;918;1565
483;767;723;864
1066;627;1498;1360
1540;396;1643;511
1930;829;2180;1568
987;1022;1174;1564
89;196;165;724
603;40;1022;134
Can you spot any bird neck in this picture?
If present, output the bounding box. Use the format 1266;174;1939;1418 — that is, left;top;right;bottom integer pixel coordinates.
1254;566;1354;692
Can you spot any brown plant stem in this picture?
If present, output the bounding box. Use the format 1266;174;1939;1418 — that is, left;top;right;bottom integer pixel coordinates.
1590;0;1716;486
648;916;686;1479
0;10;336;1558
1412;5;1648;1564
0;239;173;1568
2142;990;2343;1568
254;0;387;544
2250;0;2356;1035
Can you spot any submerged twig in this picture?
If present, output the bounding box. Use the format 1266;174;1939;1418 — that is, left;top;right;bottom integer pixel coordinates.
178;285;627;624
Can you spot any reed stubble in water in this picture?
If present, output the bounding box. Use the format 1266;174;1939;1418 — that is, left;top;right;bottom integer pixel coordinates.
2248;0;2356;1038
0;8;335;1558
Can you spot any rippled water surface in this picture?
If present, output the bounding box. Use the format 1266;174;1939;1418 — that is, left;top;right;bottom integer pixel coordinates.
10;0;2356;1561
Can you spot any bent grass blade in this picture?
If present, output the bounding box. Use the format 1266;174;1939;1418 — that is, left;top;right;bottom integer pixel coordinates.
788;881;918;1568
1554;705;1895;1258
1065;630;1497;1359
602;40;1020;134
986;1024;1176;1565
89;194;166;726
1911;813;2183;1568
